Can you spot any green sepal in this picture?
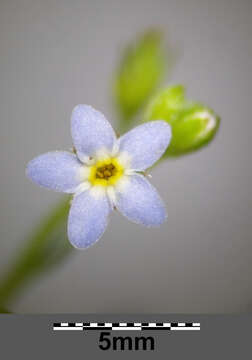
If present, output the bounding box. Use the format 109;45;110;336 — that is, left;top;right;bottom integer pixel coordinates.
144;84;187;125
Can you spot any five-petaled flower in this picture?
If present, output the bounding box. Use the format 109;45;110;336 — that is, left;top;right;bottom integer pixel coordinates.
26;105;172;249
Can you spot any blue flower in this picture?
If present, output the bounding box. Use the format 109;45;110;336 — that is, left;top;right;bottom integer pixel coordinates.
27;105;172;249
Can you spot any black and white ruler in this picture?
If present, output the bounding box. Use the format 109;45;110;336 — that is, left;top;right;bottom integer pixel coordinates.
53;322;200;331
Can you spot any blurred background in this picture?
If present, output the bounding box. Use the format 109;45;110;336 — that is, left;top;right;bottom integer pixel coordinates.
0;0;251;313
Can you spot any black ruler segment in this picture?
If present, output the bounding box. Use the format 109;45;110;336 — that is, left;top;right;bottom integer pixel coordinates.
53;322;200;331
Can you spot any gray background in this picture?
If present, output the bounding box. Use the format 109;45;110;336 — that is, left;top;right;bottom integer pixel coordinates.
0;0;251;313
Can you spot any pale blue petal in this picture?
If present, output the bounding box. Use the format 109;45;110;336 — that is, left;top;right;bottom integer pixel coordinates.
115;174;167;226
68;190;111;249
71;105;116;161
118;121;171;170
26;151;83;193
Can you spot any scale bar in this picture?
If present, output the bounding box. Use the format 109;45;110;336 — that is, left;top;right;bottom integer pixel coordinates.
53;322;200;332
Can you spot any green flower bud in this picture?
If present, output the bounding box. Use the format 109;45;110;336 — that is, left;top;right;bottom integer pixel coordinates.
114;29;166;126
167;103;220;156
144;85;220;157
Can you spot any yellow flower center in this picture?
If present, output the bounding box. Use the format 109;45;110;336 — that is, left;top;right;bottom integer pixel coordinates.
88;158;124;186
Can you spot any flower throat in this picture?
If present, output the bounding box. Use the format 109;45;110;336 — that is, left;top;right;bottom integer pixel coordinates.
95;163;117;180
88;158;124;186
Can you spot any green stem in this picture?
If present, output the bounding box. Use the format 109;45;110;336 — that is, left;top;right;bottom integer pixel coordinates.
0;197;73;308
